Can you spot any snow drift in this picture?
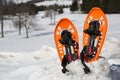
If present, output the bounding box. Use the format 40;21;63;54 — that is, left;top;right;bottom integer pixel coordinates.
1;38;120;80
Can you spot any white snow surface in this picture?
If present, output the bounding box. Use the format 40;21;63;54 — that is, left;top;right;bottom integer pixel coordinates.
13;0;31;4
0;10;120;80
35;1;72;6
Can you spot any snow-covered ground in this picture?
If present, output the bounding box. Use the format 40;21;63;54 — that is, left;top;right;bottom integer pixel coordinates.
0;10;120;80
35;1;72;6
13;0;31;4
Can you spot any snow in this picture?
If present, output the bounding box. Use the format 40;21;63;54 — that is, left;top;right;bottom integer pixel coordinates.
13;0;31;4
0;9;120;80
35;1;72;6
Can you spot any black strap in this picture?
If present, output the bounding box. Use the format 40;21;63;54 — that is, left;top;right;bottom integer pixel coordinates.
62;46;91;74
84;20;100;36
61;55;69;73
80;46;91;74
59;30;77;73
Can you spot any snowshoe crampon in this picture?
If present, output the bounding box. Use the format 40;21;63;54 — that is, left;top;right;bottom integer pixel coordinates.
82;7;108;62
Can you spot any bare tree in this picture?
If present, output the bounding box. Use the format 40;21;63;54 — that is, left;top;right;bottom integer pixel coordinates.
0;0;15;38
23;13;29;38
0;1;37;38
18;14;22;34
45;10;57;25
0;15;4;37
10;2;37;38
0;6;6;38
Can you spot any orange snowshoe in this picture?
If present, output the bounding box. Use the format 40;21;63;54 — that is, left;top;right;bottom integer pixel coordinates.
82;7;108;62
54;18;79;73
80;7;108;74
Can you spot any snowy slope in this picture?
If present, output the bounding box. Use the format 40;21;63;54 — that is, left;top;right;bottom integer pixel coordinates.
13;0;31;4
0;10;120;80
35;1;72;6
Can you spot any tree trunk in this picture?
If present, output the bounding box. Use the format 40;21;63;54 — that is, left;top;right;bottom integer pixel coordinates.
18;14;21;34
50;10;53;25
25;26;29;38
25;13;29;38
1;16;4;38
53;11;55;25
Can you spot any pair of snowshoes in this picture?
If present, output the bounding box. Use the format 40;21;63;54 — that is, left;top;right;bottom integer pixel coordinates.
54;7;108;74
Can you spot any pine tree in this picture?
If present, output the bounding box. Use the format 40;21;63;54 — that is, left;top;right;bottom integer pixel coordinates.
81;0;100;13
107;0;120;13
100;0;109;13
59;8;63;14
0;0;7;5
70;0;79;11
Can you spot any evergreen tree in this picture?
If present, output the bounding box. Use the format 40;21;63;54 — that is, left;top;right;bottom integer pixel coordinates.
0;0;7;5
8;0;15;5
81;0;100;13
59;8;63;14
100;0;109;13
107;0;120;13
70;0;79;11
